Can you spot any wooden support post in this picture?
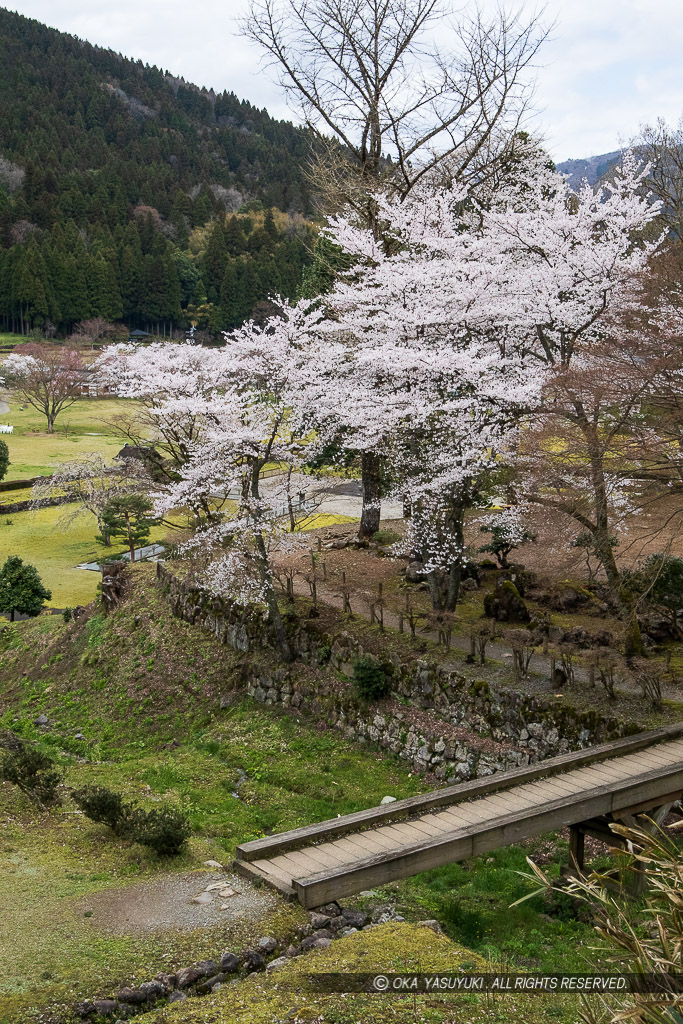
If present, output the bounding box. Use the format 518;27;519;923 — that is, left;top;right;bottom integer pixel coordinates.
568;825;585;875
322;561;327;580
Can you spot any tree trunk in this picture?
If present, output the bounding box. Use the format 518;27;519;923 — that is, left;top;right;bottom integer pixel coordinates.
445;501;466;611
47;415;55;434
582;412;646;658
359;451;381;539
254;530;293;662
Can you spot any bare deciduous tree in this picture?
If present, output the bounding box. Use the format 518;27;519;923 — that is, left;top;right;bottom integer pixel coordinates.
244;0;548;212
31;453;152;547
70;318;116;351
243;0;549;539
633;116;683;238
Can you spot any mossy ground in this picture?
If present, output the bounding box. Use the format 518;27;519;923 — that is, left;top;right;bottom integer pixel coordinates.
140;922;586;1024
0;566;637;1023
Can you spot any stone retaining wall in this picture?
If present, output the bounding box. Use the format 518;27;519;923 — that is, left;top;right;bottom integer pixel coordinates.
0;493;76;515
157;562;638;782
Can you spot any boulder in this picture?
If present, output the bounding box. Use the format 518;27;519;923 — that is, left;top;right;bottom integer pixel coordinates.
176;961;218;988
257;936;277;955
241;949;265;972
197;972;231;994
547;585;589;611
92;1000;119;1016
309;912;331;930
153;973;177;993
417;919;444;934
219;951;240;974
341;908;369;929
405;561;425;583
266;957;290;972
483;580;529;623
167;991;188;1003
117;987;148;1005
301;935;332;950
139;979;165;1000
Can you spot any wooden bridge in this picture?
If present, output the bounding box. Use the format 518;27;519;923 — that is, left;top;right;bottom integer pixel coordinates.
235;725;683;908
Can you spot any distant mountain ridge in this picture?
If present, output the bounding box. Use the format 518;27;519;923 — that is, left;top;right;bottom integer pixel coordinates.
0;7;318;336
555;151;622;186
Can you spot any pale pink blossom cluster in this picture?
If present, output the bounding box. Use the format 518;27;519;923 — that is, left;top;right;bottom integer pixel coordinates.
100;148;660;603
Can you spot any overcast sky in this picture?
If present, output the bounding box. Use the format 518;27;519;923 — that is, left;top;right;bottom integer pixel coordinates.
7;0;683;162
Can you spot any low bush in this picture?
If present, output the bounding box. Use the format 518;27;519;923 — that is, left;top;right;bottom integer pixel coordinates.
72;785;130;835
0;740;63;807
352;655;391;701
129;806;192;857
73;783;191;856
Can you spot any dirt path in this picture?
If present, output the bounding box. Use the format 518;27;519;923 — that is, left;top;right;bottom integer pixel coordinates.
293;576;683;704
80;868;280;935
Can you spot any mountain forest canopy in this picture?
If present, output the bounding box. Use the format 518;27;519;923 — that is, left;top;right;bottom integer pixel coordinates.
0;7;318;336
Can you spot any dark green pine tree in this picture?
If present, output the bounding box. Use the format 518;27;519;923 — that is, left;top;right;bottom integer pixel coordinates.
224;215;247;256
96;495;157;561
263;207;278;239
0;556;52;621
256;251;281;298
235;258;261;323
218;260;240;328
203;222;228;298
0;440;9;482
88;254;123;320
12;240;50;331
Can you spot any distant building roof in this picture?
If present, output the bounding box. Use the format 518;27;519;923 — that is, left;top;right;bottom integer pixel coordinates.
115;444;153;462
128;329;150;337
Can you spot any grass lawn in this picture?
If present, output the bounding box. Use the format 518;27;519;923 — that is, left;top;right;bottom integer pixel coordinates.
0;504;171;608
0;333;33;346
0;394;135;480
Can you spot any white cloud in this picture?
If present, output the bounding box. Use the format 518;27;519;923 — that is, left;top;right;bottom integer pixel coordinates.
9;0;683;160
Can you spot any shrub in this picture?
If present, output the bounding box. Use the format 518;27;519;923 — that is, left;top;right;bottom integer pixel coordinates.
62;606;73;623
0;741;63;807
72;785;130;835
73;783;191;856
129;806;192;857
352;655;391;701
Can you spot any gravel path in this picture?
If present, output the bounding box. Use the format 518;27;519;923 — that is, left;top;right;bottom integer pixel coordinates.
80;868;279;935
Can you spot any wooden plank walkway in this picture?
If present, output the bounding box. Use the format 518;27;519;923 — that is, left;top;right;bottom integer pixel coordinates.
235;724;683;908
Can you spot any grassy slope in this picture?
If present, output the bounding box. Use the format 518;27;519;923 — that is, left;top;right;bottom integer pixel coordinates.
0;566;617;1023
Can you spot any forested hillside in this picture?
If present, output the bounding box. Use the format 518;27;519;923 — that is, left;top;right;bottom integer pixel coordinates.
0;8;317;336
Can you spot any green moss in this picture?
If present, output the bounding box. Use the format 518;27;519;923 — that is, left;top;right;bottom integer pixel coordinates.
141;923;575;1023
